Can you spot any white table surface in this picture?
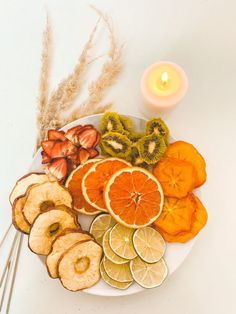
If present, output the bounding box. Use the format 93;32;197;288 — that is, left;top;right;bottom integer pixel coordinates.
0;0;236;313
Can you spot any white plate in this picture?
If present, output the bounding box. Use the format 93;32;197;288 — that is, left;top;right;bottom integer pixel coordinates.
30;114;195;297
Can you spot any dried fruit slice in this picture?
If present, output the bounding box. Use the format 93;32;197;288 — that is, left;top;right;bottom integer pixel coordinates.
137;134;166;164
109;224;137;260
28;207;78;255
103;256;132;282
133;227;165;263
23;181;73;224
87;148;99;158
89;213;116;245
165;141;207;187
78;127;99;149
128;147;150;170
100;132;132;158
42;140;77;159
65;159;101;215
9;172;49;205
46;158;68;181
153;195;195;235
58;240;102;291
100;112;124;134
82;158;131;212
158;195;208;243
130;256;168;289
103;228;128;264
65;125;83;145
100;260;133;290
104;167;164;228
119;115;133;132
153;158;197;198
78;148;90;164
48;129;66;141
41;151;52;164
146;118;169;142
46;228;93;278
12;195;30;234
41;140;55;156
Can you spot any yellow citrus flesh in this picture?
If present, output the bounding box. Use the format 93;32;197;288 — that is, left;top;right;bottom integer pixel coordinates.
130;256;168;289
103;256;132;282
103;229;129;264
89;214;116;245
133;227;166;263
109;224;137;260
100;260;133;290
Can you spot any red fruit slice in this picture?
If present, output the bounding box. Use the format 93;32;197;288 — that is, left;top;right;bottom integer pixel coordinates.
78;148;90;164
41;151;52;164
41;140;56;156
46;158;67;180
49;140;78;159
48;130;66;141
65;125;82;145
78;128;98;149
88;148;99;158
94;132;101;147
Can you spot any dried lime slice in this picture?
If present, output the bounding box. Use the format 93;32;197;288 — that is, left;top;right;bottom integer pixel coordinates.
103;229;128;264
100;260;133;290
103;256;132;282
109;224;137;260
90;214;115;245
133;227;166;263
130;256;168;289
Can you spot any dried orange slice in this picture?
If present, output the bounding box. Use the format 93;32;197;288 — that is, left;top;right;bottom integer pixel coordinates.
65;159;101;215
153;195;195;236
104;167;164;228
82;158;131;212
165;141;207;187
158;194;208;243
153;158;197;198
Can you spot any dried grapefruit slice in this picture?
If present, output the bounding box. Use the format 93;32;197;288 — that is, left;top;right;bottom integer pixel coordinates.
65;159;101;215
104;167;164;228
82;158;131;212
158;194;208;243
165;141;207;187
153;195;195;236
153;158;197;198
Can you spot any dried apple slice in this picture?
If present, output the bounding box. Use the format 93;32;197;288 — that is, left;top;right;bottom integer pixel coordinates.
12;195;30;234
46;228;93;278
9;172;49;205
28;207;79;255
58;240;102;291
23;181;73;224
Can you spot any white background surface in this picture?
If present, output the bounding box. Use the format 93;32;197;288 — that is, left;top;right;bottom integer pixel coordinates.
0;0;236;313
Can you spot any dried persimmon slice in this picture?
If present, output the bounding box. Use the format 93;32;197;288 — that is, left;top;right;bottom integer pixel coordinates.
156;194;208;243
153;158;197;198
153;195;195;235
165;141;207;187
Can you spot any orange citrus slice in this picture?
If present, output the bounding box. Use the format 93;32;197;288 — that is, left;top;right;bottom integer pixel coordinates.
153;195;195;236
104;167;164;228
65;159;101;215
165;141;207;187
153;157;197;198
82;158;131;212
158;194;208;243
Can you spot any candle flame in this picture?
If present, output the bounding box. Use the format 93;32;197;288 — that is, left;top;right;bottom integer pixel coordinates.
161;71;169;84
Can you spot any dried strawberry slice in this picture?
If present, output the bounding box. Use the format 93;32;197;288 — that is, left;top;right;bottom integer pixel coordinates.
49;140;77;159
48;129;66;141
78;128;98;149
87;148;99;158
93;132;101;147
65;125;83;145
46;158;67;180
41;140;56;157
41;151;52;164
78;148;90;163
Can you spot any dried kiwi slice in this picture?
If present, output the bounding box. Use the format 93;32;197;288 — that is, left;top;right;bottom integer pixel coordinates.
100;132;132;158
146;118;169;143
137;134;166;164
128;147;150;170
119;115;133;132
100;112;124;134
128;131;143;144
